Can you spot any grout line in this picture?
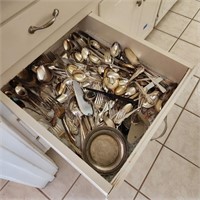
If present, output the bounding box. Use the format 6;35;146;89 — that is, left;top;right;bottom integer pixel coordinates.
184;108;200;118
124;180;139;192
133;6;200;200
169;10;193;20
154;27;178;39
133;105;187;197
156;141;200;168
132;104;186;198
132;144;165;200
124;180;151;199
178;38;200;49
152;27;180;52
154;9;200;52
194;75;200;79
0;180;9;191
61;174;81;200
173;105;200;119
124;180;152;200
168;24;192;52
175;78;200;110
168;8;200;51
134;191;151;200
37;188;51;200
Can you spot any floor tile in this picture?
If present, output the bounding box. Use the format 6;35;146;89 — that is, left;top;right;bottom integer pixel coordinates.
135;193;149;200
176;76;199;107
140;147;200;200
181;20;200;47
185;81;200;117
146;29;177;51
125;141;162;189
165;110;200;166
0;181;48;200
0;179;8;190
41;149;80;200
171;0;200;18
108;181;137;200
63;175;105;200
170;39;200;70
156;11;190;37
194;10;200;22
153;104;182;143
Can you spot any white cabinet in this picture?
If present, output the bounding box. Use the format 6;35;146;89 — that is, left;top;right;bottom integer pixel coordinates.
99;0;161;39
0;0;197;197
0;0;35;24
136;0;161;38
98;0;141;36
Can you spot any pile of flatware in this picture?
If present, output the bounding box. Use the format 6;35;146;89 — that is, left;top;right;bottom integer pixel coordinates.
2;30;177;157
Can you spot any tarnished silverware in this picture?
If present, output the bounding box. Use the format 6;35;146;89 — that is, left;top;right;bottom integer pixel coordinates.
73;80;93;116
48;123;81;156
144;71;166;93
15;85;51;121
42;91;76;144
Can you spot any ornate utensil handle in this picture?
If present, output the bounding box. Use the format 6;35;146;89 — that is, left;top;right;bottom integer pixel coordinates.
28;9;59;34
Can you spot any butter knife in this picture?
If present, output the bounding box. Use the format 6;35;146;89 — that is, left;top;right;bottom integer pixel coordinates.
73;80;93;116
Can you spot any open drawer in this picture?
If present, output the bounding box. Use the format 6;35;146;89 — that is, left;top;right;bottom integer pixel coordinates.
0;13;196;196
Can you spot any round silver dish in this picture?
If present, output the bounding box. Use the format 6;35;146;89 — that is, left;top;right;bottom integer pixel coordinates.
82;126;127;175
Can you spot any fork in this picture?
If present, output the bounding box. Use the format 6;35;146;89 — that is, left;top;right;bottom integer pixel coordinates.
42;92;76;144
93;82;104;110
48;123;81;156
113;103;133;124
94;93;104;110
48;123;65;138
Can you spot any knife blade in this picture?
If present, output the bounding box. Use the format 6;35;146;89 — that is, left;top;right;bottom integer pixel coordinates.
73;80;93;116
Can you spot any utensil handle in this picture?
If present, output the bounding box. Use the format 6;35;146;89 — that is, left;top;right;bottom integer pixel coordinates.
28;9;59;34
61;117;76;144
86;87;138;106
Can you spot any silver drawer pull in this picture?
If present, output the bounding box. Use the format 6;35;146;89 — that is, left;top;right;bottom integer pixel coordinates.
136;0;142;7
28;9;59;34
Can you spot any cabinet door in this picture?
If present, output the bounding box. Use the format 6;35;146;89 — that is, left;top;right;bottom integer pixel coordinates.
99;0;141;36
99;0;161;39
136;0;161;39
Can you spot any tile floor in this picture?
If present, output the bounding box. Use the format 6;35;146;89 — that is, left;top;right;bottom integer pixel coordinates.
1;0;200;199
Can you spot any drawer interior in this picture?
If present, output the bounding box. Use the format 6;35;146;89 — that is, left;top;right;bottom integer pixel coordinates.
1;14;190;193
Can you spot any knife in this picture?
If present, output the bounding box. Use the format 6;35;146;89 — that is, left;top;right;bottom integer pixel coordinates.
73;80;93;116
85;87;138;106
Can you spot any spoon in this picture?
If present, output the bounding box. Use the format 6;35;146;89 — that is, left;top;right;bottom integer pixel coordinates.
110;42;121;58
63;39;71;51
104;51;112;64
81;47;90;60
124;48;140;66
36;65;53;83
15;85;50;120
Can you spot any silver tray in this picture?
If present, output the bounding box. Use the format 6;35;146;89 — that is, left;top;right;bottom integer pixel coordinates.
82;126;128;175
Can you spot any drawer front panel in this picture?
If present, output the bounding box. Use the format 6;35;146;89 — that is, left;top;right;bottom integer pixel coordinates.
0;12;196;196
1;0;91;75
